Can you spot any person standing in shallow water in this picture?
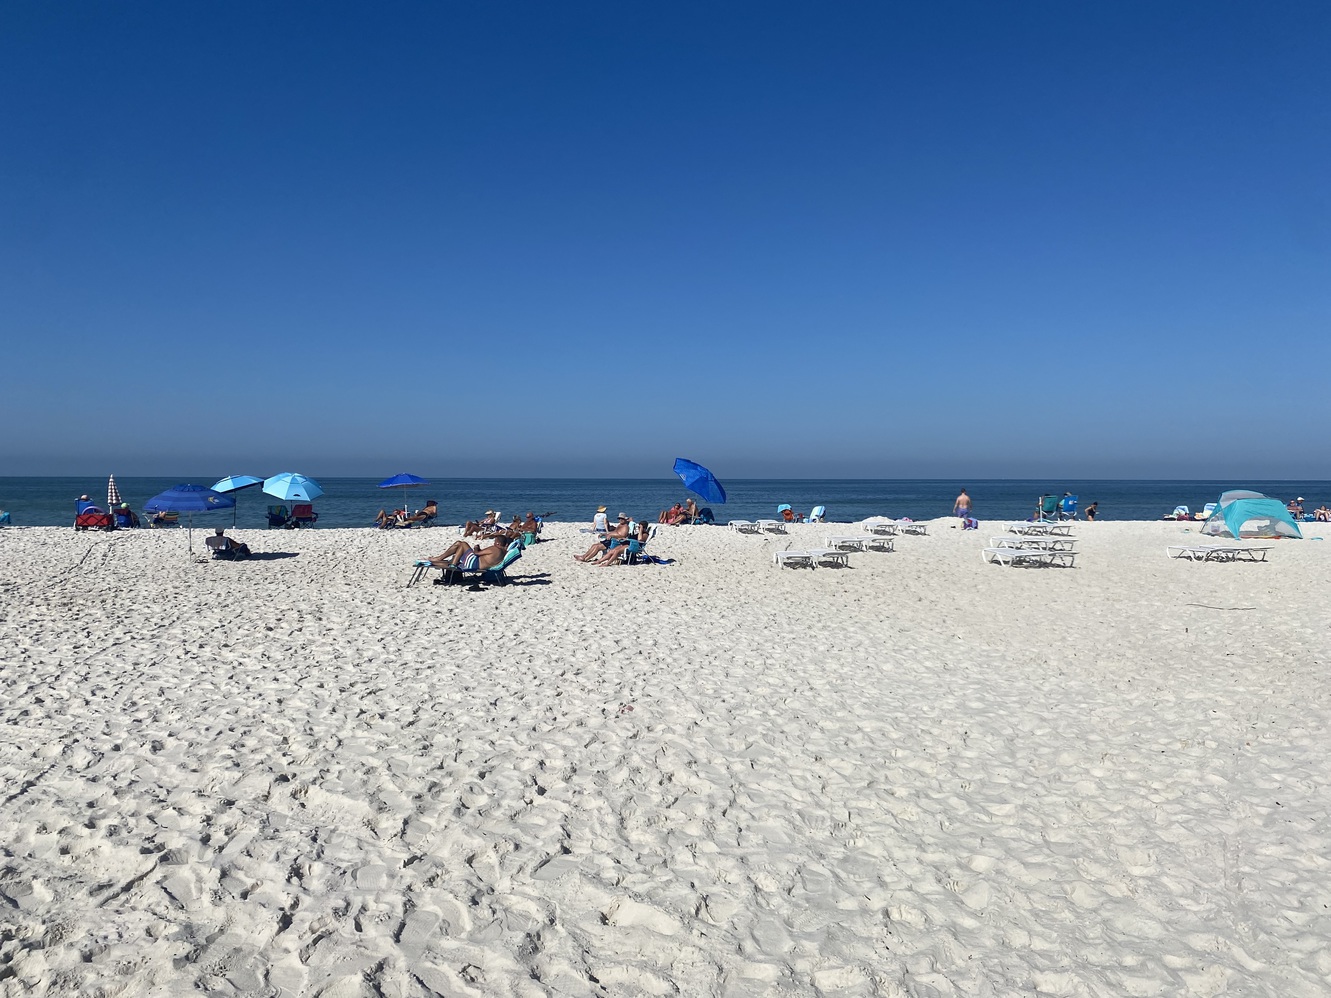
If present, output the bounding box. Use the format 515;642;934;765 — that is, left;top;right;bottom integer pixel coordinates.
953;489;971;518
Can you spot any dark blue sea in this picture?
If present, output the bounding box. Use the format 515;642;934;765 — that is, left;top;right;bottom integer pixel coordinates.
0;477;1324;530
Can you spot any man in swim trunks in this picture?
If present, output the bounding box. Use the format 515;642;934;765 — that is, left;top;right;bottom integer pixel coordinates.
575;514;630;562
592;518;650;565
425;537;513;570
953;489;971;518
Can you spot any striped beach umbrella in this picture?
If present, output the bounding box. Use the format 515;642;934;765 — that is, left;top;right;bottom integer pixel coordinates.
107;474;123;511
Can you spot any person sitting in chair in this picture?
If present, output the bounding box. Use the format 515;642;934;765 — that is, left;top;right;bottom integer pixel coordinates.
114;503;141;528
206;527;251;559
1314;504;1331;522
400;500;438;527
592;519;650;566
575;513;631;561
1287;497;1305;520
424;537;512;571
658;502;683;524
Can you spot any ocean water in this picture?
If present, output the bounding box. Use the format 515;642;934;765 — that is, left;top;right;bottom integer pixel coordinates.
0;477;1324;530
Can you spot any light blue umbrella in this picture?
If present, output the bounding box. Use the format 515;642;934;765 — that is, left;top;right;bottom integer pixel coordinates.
145;484;236;555
213;475;264;525
263;473;324;503
213;474;263;493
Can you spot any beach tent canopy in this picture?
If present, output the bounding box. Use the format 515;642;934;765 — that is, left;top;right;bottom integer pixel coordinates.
1201;490;1302;539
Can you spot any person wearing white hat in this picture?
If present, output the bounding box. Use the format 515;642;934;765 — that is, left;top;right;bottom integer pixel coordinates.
1287;497;1305;520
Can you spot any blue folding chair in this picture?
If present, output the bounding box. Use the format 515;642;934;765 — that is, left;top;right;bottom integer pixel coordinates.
1059;495;1078;520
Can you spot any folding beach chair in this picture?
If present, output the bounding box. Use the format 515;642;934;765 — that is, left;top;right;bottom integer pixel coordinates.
0;511;9;525
1059;495;1078;520
1038;495;1059;521
290;504;318;528
267;505;291;528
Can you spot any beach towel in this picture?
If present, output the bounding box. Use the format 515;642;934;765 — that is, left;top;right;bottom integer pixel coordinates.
961;517;979;530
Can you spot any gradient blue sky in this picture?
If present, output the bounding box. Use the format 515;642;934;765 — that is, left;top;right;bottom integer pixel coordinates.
2;2;1327;478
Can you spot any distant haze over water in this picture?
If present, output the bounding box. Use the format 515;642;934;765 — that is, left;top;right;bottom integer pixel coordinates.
1;478;1325;530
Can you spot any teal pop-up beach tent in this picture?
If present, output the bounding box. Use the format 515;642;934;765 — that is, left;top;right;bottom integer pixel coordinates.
1201;490;1302;539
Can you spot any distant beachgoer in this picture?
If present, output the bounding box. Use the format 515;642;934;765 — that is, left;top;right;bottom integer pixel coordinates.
1315;504;1330;522
1287;497;1305;520
953;489;971;518
207;527;250;559
1084;501;1098;522
592;519;650;566
593;506;609;533
374;507;408;528
463;511;499;538
575;514;630;561
659;503;683;524
400;500;438;526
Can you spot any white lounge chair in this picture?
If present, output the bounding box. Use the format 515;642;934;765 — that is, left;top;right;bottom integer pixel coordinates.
862;517;899;536
728;520;761;534
989;535;1077;552
896;521;928;535
774;549;815;568
983;547;1077;567
809;548;850;568
826;535;894;552
1007;521;1074;537
1166;545;1272;562
756;519;787;534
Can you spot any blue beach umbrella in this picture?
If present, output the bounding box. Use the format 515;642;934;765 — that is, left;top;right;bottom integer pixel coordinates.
145;484;236;555
673;458;727;505
212;474;264;525
377;472;430;519
378;472;429;489
263;473;324;503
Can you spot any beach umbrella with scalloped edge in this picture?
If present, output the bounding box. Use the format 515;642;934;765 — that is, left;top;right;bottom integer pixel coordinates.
144;484;236;556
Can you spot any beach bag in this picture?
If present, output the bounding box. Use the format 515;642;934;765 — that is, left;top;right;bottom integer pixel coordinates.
961;517;979;530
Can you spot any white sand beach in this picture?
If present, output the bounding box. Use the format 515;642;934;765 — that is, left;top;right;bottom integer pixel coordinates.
1;520;1329;997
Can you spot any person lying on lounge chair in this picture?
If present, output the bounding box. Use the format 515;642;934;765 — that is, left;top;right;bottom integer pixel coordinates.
592;519;650;566
375;507;408;528
424;538;511;571
400;500;438;526
575;513;630;561
463;511;499;537
1315;504;1331;522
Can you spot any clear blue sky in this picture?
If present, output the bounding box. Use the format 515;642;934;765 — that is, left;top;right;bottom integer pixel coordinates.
2;2;1327;478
